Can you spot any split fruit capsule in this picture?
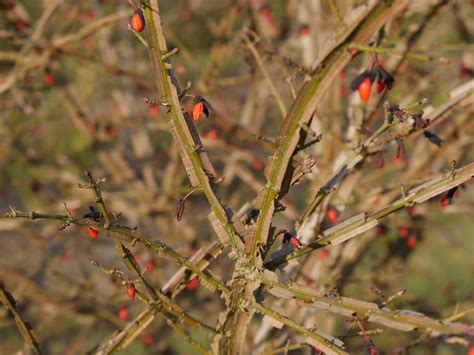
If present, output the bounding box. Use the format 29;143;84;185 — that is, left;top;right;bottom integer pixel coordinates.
131;9;145;32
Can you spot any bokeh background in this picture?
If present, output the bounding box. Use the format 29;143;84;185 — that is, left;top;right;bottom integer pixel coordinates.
1;0;473;354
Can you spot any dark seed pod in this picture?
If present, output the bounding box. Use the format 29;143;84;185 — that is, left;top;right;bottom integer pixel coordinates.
174;198;185;221
375;65;394;90
423;131;444;147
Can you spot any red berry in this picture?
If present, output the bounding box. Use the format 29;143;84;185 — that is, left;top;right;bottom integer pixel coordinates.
127;283;136;301
261;7;272;19
407;206;416;217
186;276;199;291
399;227;409;238
149;104;158;117
87;227;99;239
118;307;128;320
467;346;474;355
407;235;417;249
358;77;372;102
393;155;404;165
206;128;219;140
253;158;265;171
327;208;338;224
376;80;386;94
289;236;302;250
144;334;154;345
81;10;96;21
319;249;329;260
299;24;310;37
131;9;145;32
105;124;116;137
192;101;204;121
44;73;55;86
440;193;450;207
146;260;155;273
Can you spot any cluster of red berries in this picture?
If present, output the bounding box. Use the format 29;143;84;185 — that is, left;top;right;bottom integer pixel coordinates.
399;226;417;249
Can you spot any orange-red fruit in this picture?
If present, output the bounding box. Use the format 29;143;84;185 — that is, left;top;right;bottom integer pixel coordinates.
299;24;310;37
44;73;55;86
399;227;409;238
376;80;386;94
393;155;404;165
118;307;128;320
358;77;372;102
407;206;416;217
407;235;417;249
192;101;204;121
127;283;136;301
468;346;474;355
146;260;155;273
144;334;154;345
186;276;200;291
326;208;338;224
289;236;302;250
254;158;265;171
319;249;330;260
149;104;158;117
261;7;272;19
87;227;99;239
206;128;219;140
131;9;145;32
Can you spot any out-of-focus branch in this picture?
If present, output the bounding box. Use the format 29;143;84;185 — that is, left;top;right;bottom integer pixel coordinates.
0;281;42;354
260;275;472;336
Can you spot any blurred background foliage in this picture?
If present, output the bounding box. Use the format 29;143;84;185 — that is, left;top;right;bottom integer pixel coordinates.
0;0;473;354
